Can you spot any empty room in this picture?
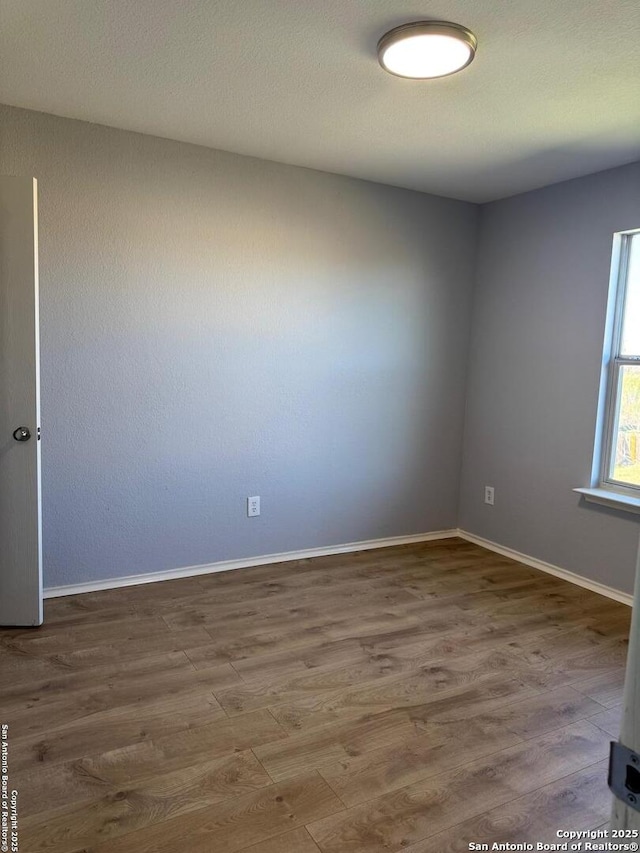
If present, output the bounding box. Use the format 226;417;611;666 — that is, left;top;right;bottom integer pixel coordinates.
1;1;640;851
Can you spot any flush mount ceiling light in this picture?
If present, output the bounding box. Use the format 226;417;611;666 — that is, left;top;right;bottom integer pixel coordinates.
377;21;477;79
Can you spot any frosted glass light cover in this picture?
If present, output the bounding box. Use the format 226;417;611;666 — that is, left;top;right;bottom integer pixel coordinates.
378;22;477;79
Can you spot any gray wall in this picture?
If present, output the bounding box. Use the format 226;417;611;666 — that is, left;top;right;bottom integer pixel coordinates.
0;104;479;588
459;162;640;594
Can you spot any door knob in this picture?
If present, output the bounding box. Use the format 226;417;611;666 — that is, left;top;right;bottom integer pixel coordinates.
12;426;31;442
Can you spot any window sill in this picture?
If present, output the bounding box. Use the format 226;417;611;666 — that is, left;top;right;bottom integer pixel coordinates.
574;487;640;515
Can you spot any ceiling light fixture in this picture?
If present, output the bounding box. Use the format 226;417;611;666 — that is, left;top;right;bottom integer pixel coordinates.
377;21;477;79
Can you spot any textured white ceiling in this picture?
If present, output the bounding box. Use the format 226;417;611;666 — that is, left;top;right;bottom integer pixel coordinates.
1;0;640;202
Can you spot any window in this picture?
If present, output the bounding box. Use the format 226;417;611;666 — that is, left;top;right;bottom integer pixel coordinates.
602;230;640;493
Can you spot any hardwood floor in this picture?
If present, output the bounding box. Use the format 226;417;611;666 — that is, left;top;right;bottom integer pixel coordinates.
0;538;629;852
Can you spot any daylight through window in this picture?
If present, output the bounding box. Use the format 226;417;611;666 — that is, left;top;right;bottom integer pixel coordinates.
603;231;640;491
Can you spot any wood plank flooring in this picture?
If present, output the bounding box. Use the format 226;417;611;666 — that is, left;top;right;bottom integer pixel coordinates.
0;538;629;852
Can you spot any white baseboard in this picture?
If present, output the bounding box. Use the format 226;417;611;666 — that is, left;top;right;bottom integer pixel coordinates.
44;529;459;599
45;526;631;607
457;529;633;607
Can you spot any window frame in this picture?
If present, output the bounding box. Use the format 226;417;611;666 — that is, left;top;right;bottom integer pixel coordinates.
600;229;640;496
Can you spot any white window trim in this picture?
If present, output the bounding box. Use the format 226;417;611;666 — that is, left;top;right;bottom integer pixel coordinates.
599;229;640;496
577;228;640;511
573;486;640;515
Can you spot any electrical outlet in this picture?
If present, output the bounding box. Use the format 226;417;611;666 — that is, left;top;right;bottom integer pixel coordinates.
484;486;495;506
247;496;260;517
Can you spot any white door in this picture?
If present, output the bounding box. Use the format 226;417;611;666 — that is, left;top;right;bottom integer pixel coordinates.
611;538;640;831
0;176;42;626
